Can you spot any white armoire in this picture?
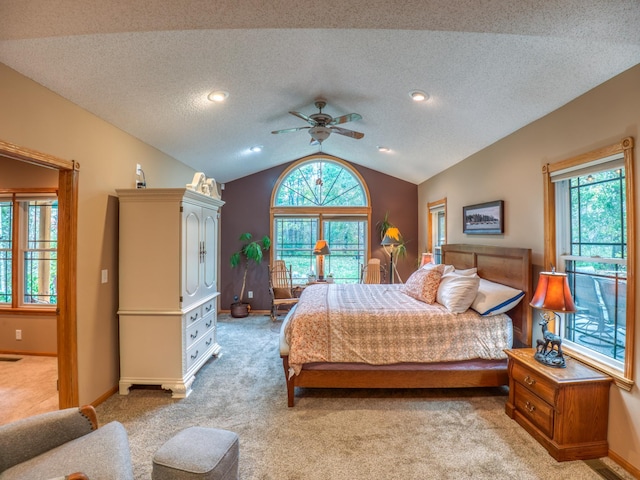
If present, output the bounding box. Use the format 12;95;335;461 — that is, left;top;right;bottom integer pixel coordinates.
117;188;224;398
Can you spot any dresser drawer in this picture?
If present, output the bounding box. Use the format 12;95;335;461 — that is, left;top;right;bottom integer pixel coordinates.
202;298;215;317
185;304;202;326
186;316;203;349
512;362;556;406
186;331;215;371
514;383;554;438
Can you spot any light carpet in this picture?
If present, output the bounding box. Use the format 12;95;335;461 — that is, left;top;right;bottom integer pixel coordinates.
96;314;631;480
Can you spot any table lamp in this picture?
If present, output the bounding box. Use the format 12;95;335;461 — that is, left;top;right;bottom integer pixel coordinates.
313;240;331;281
381;227;401;284
530;269;576;368
420;252;434;267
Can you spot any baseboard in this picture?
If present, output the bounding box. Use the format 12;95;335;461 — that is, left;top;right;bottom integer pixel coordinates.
220;309;270;314
91;385;119;408
608;449;640;479
0;350;56;357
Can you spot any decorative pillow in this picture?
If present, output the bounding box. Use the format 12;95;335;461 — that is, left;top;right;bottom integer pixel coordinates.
471;278;525;316
437;272;481;313
403;264;445;304
422;263;455;275
273;287;293;299
453;267;477;276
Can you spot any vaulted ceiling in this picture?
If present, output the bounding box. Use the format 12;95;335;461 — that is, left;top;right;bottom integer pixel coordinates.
1;1;639;184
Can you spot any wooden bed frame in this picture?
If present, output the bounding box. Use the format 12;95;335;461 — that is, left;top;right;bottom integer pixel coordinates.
281;244;532;406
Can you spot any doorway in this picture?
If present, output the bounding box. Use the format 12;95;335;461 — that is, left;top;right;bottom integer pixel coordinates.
0;139;79;408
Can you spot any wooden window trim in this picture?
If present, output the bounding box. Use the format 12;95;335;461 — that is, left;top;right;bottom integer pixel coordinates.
542;137;635;389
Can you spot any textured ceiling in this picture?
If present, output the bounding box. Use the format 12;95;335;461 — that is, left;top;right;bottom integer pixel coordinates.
1;1;640;184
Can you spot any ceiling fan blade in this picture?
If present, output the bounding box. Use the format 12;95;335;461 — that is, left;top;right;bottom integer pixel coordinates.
329;113;362;125
330;126;365;139
271;126;310;134
289;111;315;125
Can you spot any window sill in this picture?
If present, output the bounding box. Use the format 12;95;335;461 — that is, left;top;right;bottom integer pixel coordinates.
565;347;634;391
0;307;56;316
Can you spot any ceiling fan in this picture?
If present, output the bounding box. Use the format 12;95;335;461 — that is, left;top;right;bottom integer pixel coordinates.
271;100;364;144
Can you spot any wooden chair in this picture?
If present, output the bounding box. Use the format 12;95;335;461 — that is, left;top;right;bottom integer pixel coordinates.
360;258;385;284
269;260;299;321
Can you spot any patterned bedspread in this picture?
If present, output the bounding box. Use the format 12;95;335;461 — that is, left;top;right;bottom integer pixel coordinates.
284;283;512;376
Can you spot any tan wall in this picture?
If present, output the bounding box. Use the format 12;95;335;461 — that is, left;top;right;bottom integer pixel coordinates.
0;63;196;404
0;159;59;353
418;64;640;472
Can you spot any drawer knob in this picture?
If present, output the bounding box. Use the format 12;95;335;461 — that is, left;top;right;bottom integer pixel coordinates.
524;375;536;386
190;350;199;360
525;401;536;413
190;312;199;322
205;304;212;312
206;320;212;328
190;330;198;339
206;338;212;346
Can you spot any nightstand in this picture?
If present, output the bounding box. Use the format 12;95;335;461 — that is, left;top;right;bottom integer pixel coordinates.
505;348;612;461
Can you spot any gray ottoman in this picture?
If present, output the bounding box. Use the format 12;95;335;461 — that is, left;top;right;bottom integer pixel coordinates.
152;427;239;480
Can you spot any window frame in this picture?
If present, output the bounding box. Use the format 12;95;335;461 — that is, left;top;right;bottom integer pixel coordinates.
427;198;447;264
542;137;635;390
0;189;58;312
270;155;372;282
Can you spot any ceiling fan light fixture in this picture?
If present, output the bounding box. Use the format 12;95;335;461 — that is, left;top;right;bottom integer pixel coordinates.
309;126;331;143
208;90;229;102
409;90;429;102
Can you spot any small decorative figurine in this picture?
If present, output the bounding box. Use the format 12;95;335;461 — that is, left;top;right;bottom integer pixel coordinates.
534;318;566;368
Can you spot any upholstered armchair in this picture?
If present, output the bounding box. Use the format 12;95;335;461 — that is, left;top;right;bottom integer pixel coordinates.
0;405;133;480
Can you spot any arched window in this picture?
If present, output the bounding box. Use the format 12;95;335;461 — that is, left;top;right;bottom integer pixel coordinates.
271;155;371;284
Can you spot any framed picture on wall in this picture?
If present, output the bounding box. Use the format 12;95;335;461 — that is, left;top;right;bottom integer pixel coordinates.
463;200;504;234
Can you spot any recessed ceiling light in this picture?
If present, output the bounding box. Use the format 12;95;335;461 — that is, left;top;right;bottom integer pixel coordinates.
250;145;263;153
409;90;429;102
208;90;229;102
377;146;391;152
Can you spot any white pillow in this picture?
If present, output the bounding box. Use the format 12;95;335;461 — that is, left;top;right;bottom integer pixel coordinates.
422;263;455;275
471;278;525;316
437;272;480;313
453;267;477;276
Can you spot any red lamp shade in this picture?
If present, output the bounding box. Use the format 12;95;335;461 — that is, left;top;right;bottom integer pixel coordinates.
530;271;577;312
420;252;434;266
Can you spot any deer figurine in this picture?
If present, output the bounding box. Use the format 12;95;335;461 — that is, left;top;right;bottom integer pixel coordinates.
535;317;566;368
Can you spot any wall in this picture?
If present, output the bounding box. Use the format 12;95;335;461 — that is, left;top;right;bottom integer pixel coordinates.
220;159;418;311
418;64;640;473
0;63;196;404
0;160;59;353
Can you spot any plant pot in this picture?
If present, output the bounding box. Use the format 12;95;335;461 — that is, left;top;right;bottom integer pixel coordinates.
230;302;250;318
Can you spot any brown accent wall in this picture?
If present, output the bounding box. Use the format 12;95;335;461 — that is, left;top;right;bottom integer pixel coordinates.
220;160;418;311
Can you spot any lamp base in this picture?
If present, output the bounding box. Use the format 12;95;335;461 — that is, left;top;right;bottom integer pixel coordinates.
534;350;566;368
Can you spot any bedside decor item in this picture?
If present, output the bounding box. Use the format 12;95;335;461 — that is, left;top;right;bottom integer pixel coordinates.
420;252;434;266
230;232;271;317
381;227;402;283
313;240;331;281
530;269;576;368
463;200;504;234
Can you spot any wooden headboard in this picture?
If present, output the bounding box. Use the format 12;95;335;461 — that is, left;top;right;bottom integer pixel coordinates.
442;244;532;347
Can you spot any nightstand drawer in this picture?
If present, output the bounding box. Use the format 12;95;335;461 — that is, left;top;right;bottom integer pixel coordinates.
512;362;556;406
514;383;554;437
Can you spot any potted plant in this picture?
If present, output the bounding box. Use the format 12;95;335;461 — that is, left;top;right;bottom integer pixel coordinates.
230;232;271;318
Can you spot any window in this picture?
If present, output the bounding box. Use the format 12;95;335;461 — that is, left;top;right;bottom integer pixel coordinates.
427;198;446;264
271;156;371;284
0;193;58;309
543;137;635;389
